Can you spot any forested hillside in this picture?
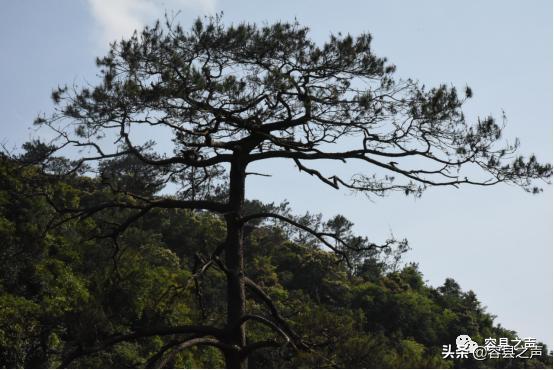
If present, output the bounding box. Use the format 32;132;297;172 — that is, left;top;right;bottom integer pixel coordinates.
0;152;551;368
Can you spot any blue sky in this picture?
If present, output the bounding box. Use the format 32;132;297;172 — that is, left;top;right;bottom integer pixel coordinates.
0;0;552;348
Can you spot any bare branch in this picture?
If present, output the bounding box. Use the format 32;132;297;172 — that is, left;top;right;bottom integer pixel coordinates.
60;325;225;368
244;277;308;351
240;212;352;266
155;337;238;369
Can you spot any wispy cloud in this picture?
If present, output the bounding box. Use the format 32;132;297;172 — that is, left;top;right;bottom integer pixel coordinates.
87;0;217;45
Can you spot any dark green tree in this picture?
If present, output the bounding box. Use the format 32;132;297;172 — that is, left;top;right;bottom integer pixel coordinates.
32;16;551;368
0;153;551;368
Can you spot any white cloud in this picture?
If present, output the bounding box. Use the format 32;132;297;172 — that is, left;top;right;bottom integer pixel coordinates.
87;0;217;45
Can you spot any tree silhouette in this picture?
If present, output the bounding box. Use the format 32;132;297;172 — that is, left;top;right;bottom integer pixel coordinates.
33;16;551;368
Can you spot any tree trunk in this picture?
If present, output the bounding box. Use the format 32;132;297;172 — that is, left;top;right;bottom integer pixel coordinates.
223;151;247;368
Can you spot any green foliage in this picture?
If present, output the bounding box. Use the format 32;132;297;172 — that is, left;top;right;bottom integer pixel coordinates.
0;155;551;368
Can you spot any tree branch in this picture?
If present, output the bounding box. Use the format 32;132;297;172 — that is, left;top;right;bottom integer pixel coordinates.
244;277;308;351
59;325;225;368
240;212;351;266
155;337;238;369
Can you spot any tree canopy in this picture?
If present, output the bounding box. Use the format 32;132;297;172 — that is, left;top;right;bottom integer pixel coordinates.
39;16;550;196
